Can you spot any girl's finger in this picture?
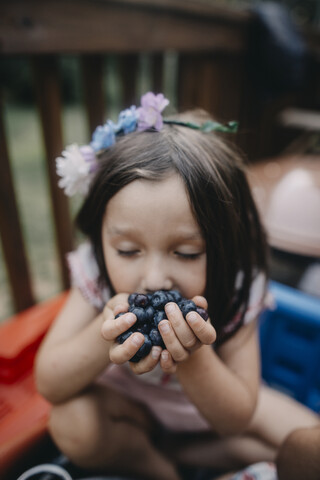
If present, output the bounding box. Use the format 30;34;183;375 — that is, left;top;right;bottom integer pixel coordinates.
160;350;177;374
113;303;130;316
130;346;162;375
158;320;189;363
109;332;145;364
101;312;136;341
191;295;208;310
185;312;216;345
106;293;130;311
165;302;199;351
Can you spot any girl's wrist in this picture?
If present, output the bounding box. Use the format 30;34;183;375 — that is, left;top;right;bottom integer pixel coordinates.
176;344;210;372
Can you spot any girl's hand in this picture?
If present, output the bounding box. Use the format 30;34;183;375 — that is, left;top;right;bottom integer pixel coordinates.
158;295;216;373
101;294;139;364
129;345;162;375
100;294;162;372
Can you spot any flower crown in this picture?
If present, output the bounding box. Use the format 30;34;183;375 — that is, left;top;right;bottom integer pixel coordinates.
56;92;238;197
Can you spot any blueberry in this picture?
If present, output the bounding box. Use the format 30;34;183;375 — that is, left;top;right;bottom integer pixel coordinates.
165;292;175;302
130;334;152;363
153;310;167;326
149;328;165;348
128;293;137;306
129;306;149;325
137;323;151;334
117;330;133;344
178;299;197;318
115;312;125;319
169;290;182;303
134;294;149;308
130;353;142;363
145;305;155;321
151;290;170;309
196;307;209;321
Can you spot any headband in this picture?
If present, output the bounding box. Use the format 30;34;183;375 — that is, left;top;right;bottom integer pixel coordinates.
56;92;238;197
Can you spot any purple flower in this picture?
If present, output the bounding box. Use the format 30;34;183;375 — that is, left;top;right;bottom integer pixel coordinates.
117;106;138;134
90;121;116;152
137;92;169;131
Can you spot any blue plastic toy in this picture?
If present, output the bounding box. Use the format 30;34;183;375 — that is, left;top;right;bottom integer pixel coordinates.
260;281;320;412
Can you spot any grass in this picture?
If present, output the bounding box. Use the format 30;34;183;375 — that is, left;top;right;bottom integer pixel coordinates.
0;104;88;322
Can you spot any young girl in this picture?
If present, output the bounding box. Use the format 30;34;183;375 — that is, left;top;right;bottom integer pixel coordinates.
35;92;319;480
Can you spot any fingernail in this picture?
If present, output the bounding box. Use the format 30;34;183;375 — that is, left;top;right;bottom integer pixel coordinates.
161;350;169;361
159;321;170;333
186;312;197;323
165;302;175;314
131;333;143;346
151;346;162;359
125;313;135;325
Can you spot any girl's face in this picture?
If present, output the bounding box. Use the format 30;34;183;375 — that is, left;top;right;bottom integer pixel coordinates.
101;174;207;298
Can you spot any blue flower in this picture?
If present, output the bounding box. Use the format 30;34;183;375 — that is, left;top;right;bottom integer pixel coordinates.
117;106;138;134
90;121;116;152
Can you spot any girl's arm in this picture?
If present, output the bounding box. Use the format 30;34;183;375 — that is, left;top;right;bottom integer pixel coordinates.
35;288;113;404
176;319;260;436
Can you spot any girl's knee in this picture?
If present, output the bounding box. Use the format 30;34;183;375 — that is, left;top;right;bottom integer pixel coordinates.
48;393;136;469
48;395;104;466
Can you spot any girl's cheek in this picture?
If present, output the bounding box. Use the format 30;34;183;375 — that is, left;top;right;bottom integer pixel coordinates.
180;266;206;298
107;262;139;294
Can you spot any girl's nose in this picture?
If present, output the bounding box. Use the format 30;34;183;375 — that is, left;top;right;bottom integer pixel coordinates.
141;255;173;292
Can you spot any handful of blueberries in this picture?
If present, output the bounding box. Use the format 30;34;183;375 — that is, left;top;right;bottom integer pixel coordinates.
117;290;208;362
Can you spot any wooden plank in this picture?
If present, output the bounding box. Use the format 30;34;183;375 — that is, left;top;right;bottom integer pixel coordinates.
0;1;248;55
0;101;35;311
32;56;73;289
151;53;164;94
178;53;244;119
177;52;251;155
177;54;199;111
119;54;139;107
206;54;244;119
81;55;105;133
196;56;220;115
178;54;218;113
111;0;251;22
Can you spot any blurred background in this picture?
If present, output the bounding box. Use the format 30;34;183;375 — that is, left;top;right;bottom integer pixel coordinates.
0;0;319;322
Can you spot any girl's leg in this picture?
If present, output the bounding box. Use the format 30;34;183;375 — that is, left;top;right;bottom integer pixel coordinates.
206;385;319;468
248;384;320;448
159;385;319;471
157;430;275;470
49;384;181;480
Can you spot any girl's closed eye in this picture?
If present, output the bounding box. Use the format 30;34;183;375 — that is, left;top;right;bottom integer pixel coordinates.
174;251;203;260
117;249;140;257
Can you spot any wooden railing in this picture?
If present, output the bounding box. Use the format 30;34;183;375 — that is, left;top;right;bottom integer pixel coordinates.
0;0;319;317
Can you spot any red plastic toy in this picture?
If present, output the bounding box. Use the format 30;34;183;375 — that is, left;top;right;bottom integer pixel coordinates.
0;292;68;476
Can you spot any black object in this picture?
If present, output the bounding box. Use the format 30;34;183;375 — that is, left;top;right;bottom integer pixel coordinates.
249;2;307;96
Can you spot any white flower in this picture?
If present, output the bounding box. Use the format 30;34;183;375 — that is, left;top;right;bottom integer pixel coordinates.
56;144;96;196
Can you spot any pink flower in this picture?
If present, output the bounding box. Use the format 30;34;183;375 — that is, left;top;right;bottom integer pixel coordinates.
137;92;169;131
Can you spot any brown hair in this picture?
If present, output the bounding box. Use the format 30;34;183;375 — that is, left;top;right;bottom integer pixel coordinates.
77;110;268;343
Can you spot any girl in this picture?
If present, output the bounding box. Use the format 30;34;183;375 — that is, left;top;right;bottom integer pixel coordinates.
35;92;319;480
